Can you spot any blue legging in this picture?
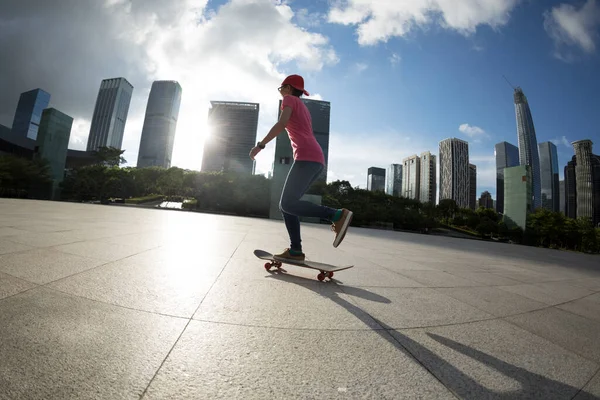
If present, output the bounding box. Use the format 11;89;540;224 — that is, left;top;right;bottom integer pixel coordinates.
279;161;336;251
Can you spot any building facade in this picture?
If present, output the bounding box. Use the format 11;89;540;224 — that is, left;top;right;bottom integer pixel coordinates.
514;87;541;209
559;180;565;214
539;141;560;211
504;165;532;230
419;151;436;204
86;77;134;151
367;167;386;192
439;138;469;208
202;101;259;175
302;99;331;183
479;191;494;209
495;141;519;213
402;155;420;200
386;163;402;197
137;81;182;168
572;140;594;221
469;163;477;210
564;156;577;219
11;89;51;140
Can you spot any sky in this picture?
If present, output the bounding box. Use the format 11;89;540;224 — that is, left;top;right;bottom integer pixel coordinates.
1;0;599;200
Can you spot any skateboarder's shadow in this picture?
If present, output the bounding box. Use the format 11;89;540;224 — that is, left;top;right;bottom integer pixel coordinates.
266;272;599;399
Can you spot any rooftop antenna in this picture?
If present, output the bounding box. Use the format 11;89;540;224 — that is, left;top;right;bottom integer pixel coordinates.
503;75;516;90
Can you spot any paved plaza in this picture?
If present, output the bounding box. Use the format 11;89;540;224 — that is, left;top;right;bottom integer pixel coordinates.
0;198;599;399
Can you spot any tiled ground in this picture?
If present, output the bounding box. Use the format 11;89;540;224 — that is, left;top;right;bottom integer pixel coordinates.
0;198;599;399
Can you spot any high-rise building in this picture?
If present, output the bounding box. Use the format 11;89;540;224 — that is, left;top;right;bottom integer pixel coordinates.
439;138;469;208
34;108;73;199
402;155;420;200
479;191;493;209
504;165;532;230
559;180;565;214
87;77;133;152
367;167;386;192
419;151;436;204
137;81;182;168
386;164;402;197
539;141;560;212
302;99;331;183
565;156;577;219
572;140;594;221
514;87;541;209
202;101;259;175
469;163;477;210
11;89;51;140
494;141;519;213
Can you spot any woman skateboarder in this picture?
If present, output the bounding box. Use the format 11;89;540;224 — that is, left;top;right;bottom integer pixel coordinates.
249;74;353;262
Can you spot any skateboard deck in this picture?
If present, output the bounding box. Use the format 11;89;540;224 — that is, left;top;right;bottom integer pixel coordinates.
254;249;353;281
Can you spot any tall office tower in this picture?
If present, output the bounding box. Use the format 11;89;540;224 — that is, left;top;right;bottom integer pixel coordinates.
559;180;565;214
572;140;593;220
479;191;493;209
202;101;259;174
439;138;469;208
302;99;331;183
514;87;541;209
386;164;402;196
504;165;533;230
564;156;577;219
86;77;134;151
367;167;386;192
419;151;436;204
35;108;73;199
137;81;182;168
469;163;477;210
11;88;51;140
539;141;560;211
402;155;420;200
495;141;519;213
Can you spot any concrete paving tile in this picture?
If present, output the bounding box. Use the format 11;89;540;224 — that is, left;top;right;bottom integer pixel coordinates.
567;278;600;292
0;287;187;400
448;271;524;286
391;319;599;400
53;240;156;262
0;248;105;284
5;231;89;247
505;308;600;362
344;287;493;329
48;256;228;317
397;270;482;287
557;294;600;323
492;270;567;284
575;370;600;399
0;227;30;237
143;321;455;400
497;282;595;305
436;287;548;317
0;238;32;255
0;271;37;299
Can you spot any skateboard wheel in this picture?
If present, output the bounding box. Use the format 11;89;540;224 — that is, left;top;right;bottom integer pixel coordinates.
317;272;325;281
264;263;272;271
328;271;334;278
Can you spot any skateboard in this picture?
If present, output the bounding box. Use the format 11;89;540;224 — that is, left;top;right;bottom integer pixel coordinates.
254;249;354;281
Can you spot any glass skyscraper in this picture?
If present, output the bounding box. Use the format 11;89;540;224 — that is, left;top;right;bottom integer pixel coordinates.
439;138;469;208
137;81;182;168
303;99;331;183
202;101;259;175
469;164;477;210
386;164;402;197
514;87;541;209
367;167;386;192
538;141;559;212
11;89;51;140
402;155;420;200
86;77;134;152
494;141;519;214
504;165;532;230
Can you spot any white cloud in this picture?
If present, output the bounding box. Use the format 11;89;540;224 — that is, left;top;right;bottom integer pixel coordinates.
389;53;401;66
352;62;369;74
550;135;572;149
294;8;324;27
458;123;489;143
543;0;600;60
327;0;520;45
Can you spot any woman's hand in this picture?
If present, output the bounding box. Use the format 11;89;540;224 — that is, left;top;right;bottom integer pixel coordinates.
249;146;262;160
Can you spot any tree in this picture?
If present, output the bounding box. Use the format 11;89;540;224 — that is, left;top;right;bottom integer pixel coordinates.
437;199;458;222
91;146;127;166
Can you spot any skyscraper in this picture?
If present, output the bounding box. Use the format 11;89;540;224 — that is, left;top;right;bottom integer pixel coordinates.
202;101;259;175
494;141;519;213
402;155;420;200
559;180;565;215
479;191;493;209
11;89;51;140
419;151;436;204
439;138;469;208
469;163;477;210
386;164;402;196
565;156;577;219
302;99;331;183
137;81;182;168
34;108;73;199
514;87;541;209
504;165;532;230
538;141;560;212
572;140;594;221
367;167;386;192
86;77;133;152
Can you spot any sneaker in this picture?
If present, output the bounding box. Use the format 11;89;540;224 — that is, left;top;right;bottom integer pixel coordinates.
331;208;353;248
273;248;305;262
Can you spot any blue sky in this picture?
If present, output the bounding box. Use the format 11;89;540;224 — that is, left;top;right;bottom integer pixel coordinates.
1;0;599;200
